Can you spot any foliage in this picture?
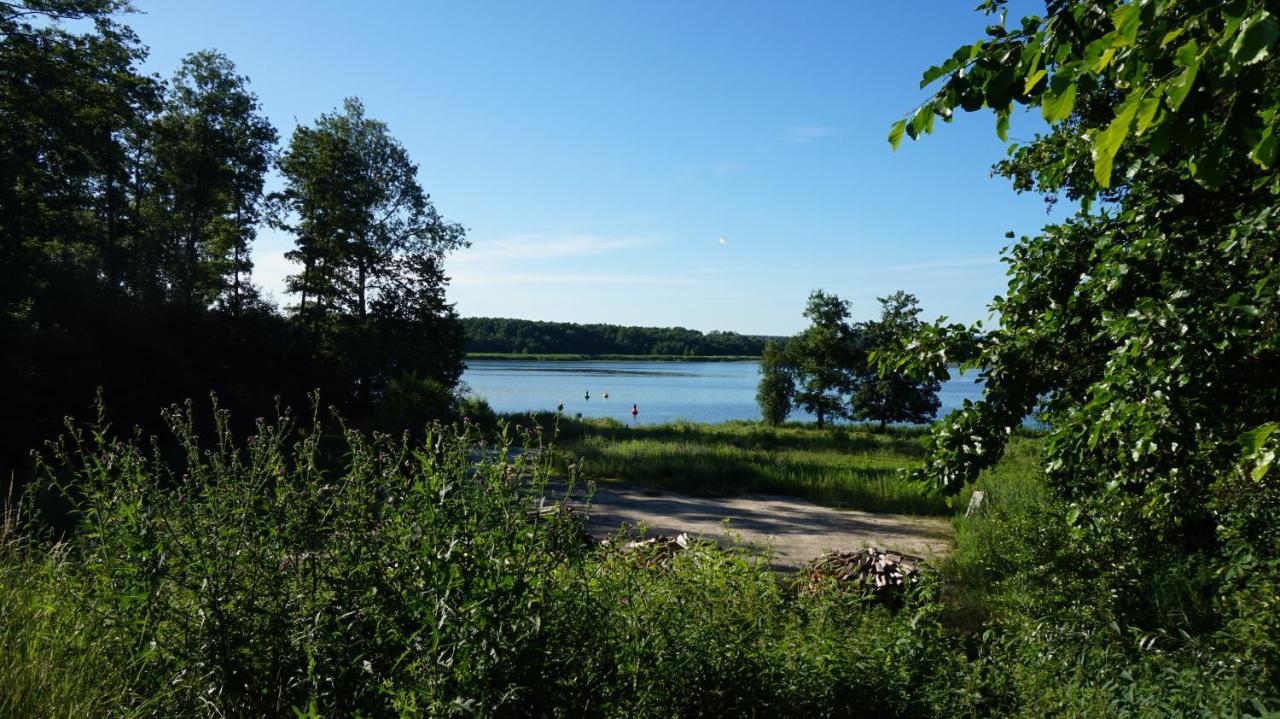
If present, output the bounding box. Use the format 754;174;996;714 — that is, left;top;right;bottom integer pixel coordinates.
274;97;469;406
854;291;941;428
0;3;469;481
8;403;983;717
1;499;130;717
889;0;1280;589
940;444;1278;716
6;403;1276;716
756;339;795;425
883;0;1280;702
462;316;781;357
763;289;945;428
786;290;860;429
152;50;277;312
367;372;457;434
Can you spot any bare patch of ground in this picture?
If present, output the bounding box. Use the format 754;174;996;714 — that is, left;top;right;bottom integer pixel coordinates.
560;481;954;572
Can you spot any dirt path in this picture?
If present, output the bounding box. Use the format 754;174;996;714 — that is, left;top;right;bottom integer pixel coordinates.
561;482;954;571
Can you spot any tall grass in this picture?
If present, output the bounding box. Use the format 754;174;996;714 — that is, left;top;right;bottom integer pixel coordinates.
3;404;1274;716
1;489;130;717
1;402;975;717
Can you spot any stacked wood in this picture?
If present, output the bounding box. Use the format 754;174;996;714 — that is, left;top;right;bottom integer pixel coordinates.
803;548;922;598
603;533;693;568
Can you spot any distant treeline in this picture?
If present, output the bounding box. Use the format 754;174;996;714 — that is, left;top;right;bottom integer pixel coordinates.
462;317;784;357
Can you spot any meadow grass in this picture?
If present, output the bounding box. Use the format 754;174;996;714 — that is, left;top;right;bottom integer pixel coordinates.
502;414;1004;515
1;501;130;718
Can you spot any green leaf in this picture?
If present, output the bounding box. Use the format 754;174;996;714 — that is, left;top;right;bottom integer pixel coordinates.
1085;35;1116;71
1112;4;1141;46
1160;27;1184;47
1024;68;1047;94
1239;422;1278;453
1093;92;1141;187
911;106;935;137
1250;125;1277;169
1231;11;1280;66
1093;46;1117;73
1135;90;1162;135
1042;70;1078;123
1175;38;1199;68
888;119;906;150
1166;41;1199;111
996;108;1010;142
920;64;948;88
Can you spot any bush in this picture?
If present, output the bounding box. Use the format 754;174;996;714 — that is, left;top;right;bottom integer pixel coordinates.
368;371;456;434
456;394;499;433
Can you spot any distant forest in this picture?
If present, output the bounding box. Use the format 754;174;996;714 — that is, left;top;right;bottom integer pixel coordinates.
462;317;783;357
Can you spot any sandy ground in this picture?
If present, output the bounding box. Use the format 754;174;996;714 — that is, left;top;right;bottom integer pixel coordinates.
557;481;954;572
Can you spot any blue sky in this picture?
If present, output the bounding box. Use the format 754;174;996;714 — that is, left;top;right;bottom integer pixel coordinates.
128;1;1056;335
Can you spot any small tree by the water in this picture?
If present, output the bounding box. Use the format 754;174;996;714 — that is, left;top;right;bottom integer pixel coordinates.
851;291;940;428
787;290;859;429
756;340;794;425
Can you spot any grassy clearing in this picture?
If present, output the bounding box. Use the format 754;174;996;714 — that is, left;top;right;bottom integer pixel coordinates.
502;414;1039;515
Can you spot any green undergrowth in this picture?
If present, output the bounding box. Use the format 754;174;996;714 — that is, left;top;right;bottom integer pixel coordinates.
2;405;1275;716
0;404;973;717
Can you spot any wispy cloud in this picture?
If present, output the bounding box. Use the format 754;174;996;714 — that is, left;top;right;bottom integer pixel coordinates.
453;234;663;264
713;161;746;175
784;124;833;143
450;271;681;287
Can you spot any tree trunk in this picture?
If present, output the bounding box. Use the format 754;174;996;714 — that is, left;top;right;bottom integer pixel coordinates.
231;189;242;313
816;407;824;430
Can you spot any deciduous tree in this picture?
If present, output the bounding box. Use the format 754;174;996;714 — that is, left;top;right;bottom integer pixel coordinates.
852;291;940;428
787;290;858;429
888;0;1280;621
275;98;468;400
153;50;276;311
756;339;795;426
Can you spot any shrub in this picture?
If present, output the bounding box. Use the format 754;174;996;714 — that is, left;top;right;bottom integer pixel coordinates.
368;371;456;434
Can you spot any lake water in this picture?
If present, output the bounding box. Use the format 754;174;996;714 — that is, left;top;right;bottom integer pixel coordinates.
461;359;985;425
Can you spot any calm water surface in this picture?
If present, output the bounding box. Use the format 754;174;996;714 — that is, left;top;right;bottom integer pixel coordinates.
461;360;985;425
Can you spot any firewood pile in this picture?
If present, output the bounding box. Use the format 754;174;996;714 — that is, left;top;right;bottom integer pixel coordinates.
802;548;922;598
602;533;694;568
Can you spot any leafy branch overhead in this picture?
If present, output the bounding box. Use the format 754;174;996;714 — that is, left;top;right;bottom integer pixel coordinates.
890;0;1280;192
883;0;1280;586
